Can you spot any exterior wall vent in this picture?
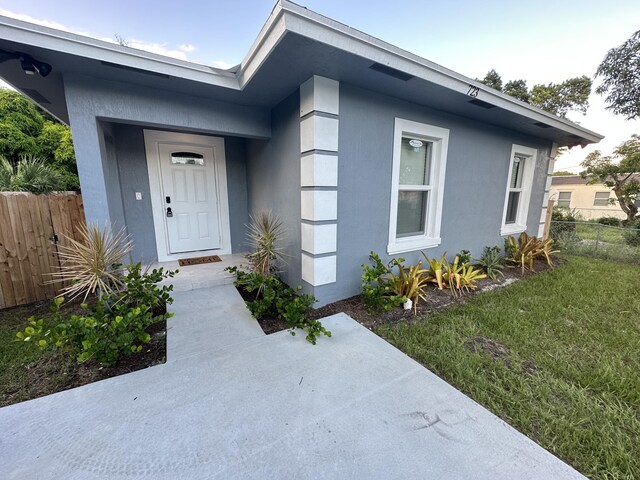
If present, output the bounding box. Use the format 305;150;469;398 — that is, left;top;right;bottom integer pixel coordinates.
369;63;414;81
101;61;170;79
468;99;495;109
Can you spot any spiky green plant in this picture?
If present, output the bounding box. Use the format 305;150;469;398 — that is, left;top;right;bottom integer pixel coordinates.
51;224;133;301
246;211;286;276
0;155;66;193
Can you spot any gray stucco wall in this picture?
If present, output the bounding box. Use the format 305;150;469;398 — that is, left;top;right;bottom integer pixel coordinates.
64;73;269;227
246;92;302;289
314;83;552;305
106;123;250;263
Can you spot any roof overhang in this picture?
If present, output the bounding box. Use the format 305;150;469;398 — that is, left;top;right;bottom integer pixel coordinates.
0;0;603;147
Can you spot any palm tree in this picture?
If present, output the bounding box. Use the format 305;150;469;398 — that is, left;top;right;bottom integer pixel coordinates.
0;155;66;193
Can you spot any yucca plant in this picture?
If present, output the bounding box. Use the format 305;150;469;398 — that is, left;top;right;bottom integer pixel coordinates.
0;155;66;193
385;258;430;313
51;224;133;301
246;211;286;276
505;232;558;274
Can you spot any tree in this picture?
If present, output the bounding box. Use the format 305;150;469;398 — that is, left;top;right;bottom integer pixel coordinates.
503;79;530;102
477;70;592;117
478;69;503;91
0;88;78;189
580;134;640;222
595;29;640;120
529;76;591;117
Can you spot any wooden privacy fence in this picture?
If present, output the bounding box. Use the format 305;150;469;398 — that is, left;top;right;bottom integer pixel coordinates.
0;192;85;309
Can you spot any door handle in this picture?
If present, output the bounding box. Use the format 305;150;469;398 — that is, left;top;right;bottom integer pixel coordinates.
166;207;173;218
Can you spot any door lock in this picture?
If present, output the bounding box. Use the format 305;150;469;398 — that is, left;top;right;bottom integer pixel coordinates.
166;196;171;204
166;207;173;218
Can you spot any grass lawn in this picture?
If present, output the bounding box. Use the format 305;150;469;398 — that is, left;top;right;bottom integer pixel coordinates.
377;256;639;480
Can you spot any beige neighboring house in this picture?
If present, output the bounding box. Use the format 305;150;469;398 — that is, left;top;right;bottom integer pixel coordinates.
550;175;626;220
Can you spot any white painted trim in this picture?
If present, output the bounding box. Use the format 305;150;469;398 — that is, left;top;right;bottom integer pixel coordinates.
300;115;339;153
301;253;337;286
301;154;338;187
387;118;449;255
301;223;337;254
300;76;340;116
500;144;537;237
301;190;338;221
143;129;232;262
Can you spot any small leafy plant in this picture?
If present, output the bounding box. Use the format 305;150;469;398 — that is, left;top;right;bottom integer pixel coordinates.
454;249;472;265
227;267;330;344
361;252;405;312
17;264;176;365
623;219;640;247
475;246;505;280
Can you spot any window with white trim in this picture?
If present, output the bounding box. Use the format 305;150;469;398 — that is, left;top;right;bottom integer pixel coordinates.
593;191;610;206
557;191;571;208
388;118;449;254
500;144;537;236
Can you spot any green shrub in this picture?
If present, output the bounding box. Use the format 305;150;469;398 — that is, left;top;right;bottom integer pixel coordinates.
475;246;505;280
226;267;330;344
16;264;176;365
550;207;577;240
454;249;472;265
361;252;405;313
623;219;640;247
597;216;623;227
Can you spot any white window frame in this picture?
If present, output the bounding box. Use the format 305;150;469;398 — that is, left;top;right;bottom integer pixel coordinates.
500;144;537;236
387;118;449;254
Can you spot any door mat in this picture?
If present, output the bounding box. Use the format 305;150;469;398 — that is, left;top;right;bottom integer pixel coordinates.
178;255;222;267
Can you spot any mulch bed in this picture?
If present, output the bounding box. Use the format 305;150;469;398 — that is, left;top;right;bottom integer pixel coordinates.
308;258;561;330
234;258;561;335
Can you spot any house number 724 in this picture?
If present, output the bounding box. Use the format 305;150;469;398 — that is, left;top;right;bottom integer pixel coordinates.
467;85;479;97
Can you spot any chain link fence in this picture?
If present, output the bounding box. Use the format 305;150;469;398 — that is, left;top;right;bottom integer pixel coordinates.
550;220;640;262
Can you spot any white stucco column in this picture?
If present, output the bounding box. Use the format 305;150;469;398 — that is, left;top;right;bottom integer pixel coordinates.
299;76;339;286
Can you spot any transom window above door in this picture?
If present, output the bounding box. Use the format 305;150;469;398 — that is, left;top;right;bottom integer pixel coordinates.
170;152;205;166
388;118;449;254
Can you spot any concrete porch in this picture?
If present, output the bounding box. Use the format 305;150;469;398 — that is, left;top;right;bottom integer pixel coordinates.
150;253;249;292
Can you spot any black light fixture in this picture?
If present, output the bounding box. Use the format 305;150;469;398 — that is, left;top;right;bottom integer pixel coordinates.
0;49;52;77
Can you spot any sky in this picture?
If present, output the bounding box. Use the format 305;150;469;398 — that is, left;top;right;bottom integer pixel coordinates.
1;0;639;172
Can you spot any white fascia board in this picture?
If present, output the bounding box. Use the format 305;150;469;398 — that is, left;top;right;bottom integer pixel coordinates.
278;1;603;145
0;16;239;90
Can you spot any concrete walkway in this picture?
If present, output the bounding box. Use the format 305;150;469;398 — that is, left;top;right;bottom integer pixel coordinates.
0;287;587;479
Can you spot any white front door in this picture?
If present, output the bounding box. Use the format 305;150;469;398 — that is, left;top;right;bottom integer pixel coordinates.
158;143;221;254
144;130;232;261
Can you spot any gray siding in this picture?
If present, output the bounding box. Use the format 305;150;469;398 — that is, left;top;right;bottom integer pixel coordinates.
314;83;552;305
108;123;250;263
246;92;302;289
